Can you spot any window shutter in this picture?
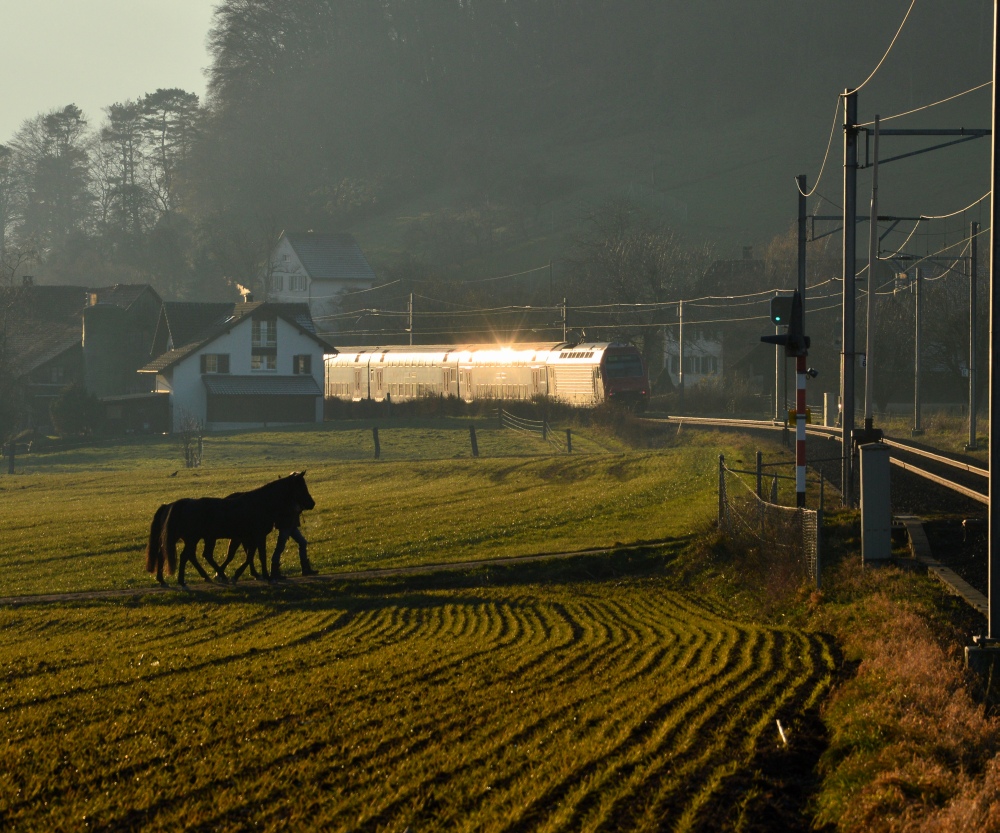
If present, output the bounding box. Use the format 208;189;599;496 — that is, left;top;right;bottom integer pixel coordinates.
219;354;230;374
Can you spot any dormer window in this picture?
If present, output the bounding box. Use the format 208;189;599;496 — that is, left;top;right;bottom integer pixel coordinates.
252;317;277;348
290;275;307;292
251;315;278;372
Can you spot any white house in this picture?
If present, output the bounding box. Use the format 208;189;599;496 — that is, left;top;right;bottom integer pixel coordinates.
266;231;377;338
140;300;333;432
664;325;724;388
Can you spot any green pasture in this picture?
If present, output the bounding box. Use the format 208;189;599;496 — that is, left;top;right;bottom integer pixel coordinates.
1;421;721;599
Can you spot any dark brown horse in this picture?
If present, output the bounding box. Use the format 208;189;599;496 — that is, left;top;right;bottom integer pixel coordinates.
144;471;315;586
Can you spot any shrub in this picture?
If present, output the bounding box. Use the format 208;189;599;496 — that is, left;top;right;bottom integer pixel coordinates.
49;383;102;437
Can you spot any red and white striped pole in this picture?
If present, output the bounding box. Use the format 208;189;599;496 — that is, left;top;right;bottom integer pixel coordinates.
796;354;807;508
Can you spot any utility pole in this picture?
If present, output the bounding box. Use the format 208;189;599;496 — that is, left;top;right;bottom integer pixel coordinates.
841;89;859;507
863;116;880;425
678;299;686;411
968;220;979;451
774;309;781;421
408;293;413;345
561;298;567;341
912;268;923;436
991;0;1000;643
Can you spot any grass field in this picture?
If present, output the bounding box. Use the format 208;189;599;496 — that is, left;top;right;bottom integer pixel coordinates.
0;421;716;599
0;422;838;830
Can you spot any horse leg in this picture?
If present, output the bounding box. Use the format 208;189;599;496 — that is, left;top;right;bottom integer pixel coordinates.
179;540;212;586
201;537;227;583
215;539;242;581
257;535;271;582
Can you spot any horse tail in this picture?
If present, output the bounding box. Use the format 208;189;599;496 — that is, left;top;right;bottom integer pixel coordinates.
160;502;180;577
145;504;170;574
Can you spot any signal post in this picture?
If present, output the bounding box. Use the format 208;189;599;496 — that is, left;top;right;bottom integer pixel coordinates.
763;292;811;508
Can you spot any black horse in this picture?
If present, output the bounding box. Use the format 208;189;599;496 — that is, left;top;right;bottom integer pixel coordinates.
144;471;315;586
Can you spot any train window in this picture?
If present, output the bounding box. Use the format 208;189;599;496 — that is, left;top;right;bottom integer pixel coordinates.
604;354;645;378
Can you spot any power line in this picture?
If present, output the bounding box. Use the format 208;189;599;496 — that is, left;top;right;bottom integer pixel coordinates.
857;81;992;127
852;0;917;94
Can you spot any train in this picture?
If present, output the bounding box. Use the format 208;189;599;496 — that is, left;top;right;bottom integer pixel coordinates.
324;342;649;409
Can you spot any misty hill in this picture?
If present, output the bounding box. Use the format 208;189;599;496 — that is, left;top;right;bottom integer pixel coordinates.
1;1;991;304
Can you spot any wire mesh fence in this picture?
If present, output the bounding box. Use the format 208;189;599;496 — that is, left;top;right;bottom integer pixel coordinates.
497;407;572;453
718;454;821;587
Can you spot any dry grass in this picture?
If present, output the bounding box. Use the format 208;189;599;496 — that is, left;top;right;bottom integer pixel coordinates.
805;524;1000;833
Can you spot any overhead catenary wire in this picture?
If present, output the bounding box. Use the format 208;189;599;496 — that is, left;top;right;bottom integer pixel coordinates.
857;81;992;127
851;0;917;94
799;0;916;199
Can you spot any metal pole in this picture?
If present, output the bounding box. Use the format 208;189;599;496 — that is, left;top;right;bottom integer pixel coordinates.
989;0;1000;640
796;353;807;508
561;298;567;341
842;89;858;507
774;312;781;421
969;221;980;451
678;299;685;411
797;175;807;302
864;116;880;422
408;293;413;345
913;268;923;435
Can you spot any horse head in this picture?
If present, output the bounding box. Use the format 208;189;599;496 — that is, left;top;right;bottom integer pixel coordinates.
287;470;315;511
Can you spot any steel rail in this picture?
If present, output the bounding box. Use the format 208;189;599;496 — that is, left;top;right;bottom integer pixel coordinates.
890;458;989;505
881;437;988;478
643;414;988;504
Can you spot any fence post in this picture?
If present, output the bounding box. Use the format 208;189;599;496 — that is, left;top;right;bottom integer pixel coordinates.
373;426;381;459
755;450;763;499
566;429;572;453
498;407;503;429
718;454;725;529
770;475;778;504
469;425;479;457
6;442;13;475
542;421;548;440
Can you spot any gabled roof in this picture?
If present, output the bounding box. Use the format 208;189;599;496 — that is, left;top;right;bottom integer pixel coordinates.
1;284;159;379
159;302;234;350
282;232;376;283
89;284;160;310
141;301;333;374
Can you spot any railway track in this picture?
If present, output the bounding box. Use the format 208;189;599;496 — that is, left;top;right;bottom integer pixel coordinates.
641;413;991;607
642;414;988;505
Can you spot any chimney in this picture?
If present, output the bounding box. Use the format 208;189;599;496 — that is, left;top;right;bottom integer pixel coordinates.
243;293;254;303
22;275;33;287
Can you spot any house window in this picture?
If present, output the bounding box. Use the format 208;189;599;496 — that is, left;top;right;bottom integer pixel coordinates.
290;275;307;292
252;354;277;372
293;354;312;375
272;275;284;292
50;366;65;384
201;353;231;374
252;317;277;347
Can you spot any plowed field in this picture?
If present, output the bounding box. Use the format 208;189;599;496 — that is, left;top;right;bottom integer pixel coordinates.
0;578;834;831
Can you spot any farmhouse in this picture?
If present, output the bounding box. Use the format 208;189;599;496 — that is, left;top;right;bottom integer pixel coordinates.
140;299;333;432
265;231;377;338
0;280;164;432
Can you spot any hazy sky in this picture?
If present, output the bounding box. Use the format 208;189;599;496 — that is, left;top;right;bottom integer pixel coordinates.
1;0;214;141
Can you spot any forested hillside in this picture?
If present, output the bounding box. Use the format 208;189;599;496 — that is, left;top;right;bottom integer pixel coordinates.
0;1;990;321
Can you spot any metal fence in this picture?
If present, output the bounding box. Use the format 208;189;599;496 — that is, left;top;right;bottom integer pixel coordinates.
717;454;821;587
